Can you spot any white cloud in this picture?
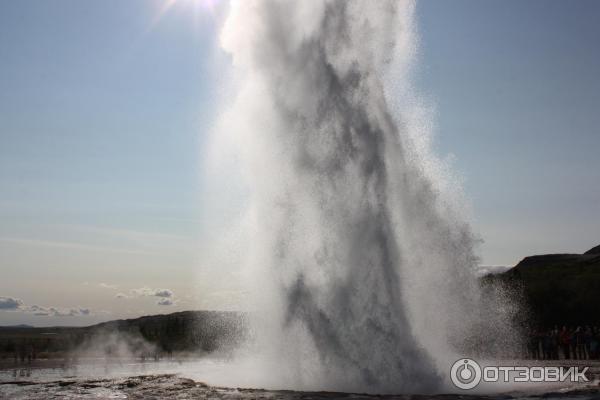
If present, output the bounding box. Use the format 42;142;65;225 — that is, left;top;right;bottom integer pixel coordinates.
0;297;23;310
0;296;93;317
99;283;118;290
24;305;92;317
79;308;91;315
157;298;173;306
153;289;173;298
120;287;177;306
131;287;174;298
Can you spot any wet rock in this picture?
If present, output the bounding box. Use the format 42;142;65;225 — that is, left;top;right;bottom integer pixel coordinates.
126;379;141;388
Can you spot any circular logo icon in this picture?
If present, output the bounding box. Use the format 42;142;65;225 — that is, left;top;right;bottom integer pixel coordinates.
450;358;482;390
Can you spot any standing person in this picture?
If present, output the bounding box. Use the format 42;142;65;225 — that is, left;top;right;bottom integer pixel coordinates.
589;327;599;360
542;330;553;360
529;329;540;359
575;327;586;360
560;326;571;359
551;327;560;359
582;325;592;360
571;327;578;360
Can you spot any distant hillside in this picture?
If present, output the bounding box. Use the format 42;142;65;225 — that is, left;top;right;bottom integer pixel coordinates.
584;244;600;255
0;310;248;360
93;310;248;353
486;244;600;327
0;324;33;329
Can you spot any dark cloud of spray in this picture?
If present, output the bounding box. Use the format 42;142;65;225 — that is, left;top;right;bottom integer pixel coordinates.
206;0;522;394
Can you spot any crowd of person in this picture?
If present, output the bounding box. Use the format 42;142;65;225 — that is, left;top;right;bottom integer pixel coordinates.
528;326;600;360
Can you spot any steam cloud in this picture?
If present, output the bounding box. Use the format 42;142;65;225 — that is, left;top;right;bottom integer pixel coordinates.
209;0;521;393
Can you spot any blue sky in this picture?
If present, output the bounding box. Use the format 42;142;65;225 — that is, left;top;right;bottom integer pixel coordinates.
0;0;599;325
416;0;600;262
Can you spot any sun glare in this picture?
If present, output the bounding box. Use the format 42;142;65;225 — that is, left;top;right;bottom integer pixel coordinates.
150;0;219;31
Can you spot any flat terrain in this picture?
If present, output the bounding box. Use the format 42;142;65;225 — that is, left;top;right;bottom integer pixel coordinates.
2;373;600;400
1;359;600;400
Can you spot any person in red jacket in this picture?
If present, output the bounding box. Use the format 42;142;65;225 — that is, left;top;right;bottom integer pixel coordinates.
559;326;571;359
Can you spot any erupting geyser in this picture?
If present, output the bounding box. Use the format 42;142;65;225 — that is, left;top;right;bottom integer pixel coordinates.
207;0;521;394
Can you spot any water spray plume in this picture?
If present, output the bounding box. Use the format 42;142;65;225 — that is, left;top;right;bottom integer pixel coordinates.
207;0;521;393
